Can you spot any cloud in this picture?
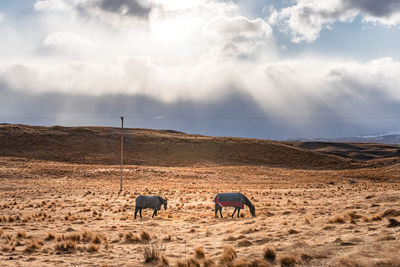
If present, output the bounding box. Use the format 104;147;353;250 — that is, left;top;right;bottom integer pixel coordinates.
206;16;274;59
347;0;400;18
2;56;400;138
34;0;71;12
269;0;400;43
0;13;3;23
80;0;153;19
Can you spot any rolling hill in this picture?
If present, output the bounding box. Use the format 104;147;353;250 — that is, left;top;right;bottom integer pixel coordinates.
0;124;353;169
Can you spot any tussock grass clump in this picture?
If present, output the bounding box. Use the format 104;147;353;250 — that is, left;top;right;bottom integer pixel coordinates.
0;229;3;237
338;257;367;267
233;258;270;267
383;209;400;217
1;245;11;252
81;231;105;244
288;229;299;235
328;215;345;224
86;243;99;253
124;232;140;243
220;245;237;265
160;255;169;266
16;231;27;239
387;218;400;228
179;258;201;267
24;240;42;253
194;246;205;259
64;233;81;242
162;235;172;242
140;230;151;242
279;255;296;267
237;239;253;247
264;247;276;263
203;258;217;267
363;213;383;222
45;232;56;241
143;243;164;263
55;240;78;253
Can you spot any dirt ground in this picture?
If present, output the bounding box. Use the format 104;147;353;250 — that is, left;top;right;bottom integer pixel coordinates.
1;157;400;266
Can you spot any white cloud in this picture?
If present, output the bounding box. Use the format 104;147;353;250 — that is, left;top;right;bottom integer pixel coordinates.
0;13;4;23
34;0;71;12
43;32;93;47
206;17;274;59
269;0;400;43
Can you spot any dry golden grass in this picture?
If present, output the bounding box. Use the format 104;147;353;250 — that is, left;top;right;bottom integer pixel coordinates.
0;154;399;265
24;240;42;253
55;240;78;253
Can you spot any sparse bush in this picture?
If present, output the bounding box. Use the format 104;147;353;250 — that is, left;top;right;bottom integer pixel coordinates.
143;243;164;263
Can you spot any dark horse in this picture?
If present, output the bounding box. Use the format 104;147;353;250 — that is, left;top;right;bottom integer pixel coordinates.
213;193;255;218
134;195;167;219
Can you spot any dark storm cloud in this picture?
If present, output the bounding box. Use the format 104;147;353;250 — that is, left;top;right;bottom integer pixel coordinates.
0;83;281;139
76;0;154;20
98;0;151;18
347;0;400;17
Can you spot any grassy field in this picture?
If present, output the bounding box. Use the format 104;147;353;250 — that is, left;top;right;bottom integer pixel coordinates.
0;125;400;266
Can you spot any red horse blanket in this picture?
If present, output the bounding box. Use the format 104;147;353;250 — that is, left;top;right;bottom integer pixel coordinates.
213;193;245;209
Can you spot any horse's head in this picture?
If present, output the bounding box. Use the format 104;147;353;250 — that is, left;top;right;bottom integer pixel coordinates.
163;198;168;210
249;205;256;217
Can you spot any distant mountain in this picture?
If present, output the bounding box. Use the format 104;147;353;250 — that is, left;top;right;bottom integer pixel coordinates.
289;132;400;145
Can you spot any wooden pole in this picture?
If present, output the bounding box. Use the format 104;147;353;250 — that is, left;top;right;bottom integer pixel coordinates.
120;116;124;192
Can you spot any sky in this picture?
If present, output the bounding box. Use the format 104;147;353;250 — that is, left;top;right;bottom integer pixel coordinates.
1;0;400;139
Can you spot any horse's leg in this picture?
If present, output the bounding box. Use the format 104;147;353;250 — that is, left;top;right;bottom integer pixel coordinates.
219;207;223;218
152;209;157;218
237;208;240;218
139;208;143;218
134;207;138;219
214;203;218;218
232;208;237;218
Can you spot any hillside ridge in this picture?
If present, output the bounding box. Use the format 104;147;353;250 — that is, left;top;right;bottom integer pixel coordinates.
0;124;361;169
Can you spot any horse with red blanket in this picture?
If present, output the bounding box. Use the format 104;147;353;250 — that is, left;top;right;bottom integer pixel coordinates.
213;193;255;218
